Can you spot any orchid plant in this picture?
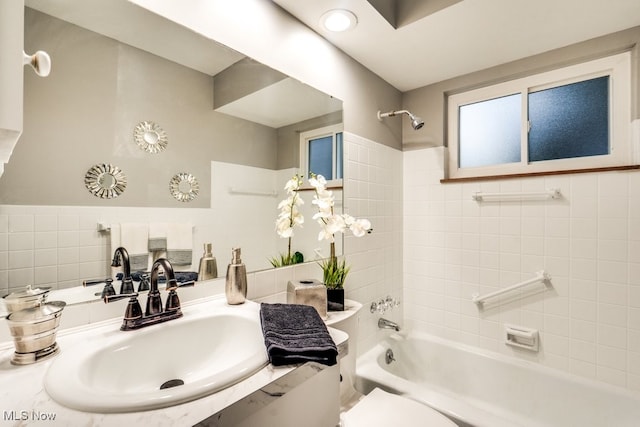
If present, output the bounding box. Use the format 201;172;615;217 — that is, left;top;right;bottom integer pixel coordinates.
271;175;304;267
309;174;371;289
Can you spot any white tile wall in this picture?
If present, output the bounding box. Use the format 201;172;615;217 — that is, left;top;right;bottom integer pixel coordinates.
341;132;404;354
0;203;279;294
404;146;640;391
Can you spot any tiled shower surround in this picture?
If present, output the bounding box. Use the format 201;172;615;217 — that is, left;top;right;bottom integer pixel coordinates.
404;146;640;392
0;132;403;356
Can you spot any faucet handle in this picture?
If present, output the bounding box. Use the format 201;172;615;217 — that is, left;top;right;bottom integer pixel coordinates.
165;289;181;312
100;279;116;298
123;297;143;320
145;290;163;316
138;274;150;292
83;277;112;287
165;279;195;291
104;292;139;303
164;278;179;291
120;277;135;294
162;278;194;311
178;280;195;288
104;293;143;322
164;280;193;311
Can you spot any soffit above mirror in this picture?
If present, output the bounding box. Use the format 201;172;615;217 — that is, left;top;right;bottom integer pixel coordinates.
213;59;343;128
214;77;343;128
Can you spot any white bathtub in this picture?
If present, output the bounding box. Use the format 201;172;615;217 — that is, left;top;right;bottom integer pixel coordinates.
355;331;640;427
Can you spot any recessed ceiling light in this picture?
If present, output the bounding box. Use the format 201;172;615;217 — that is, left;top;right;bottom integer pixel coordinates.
320;9;358;32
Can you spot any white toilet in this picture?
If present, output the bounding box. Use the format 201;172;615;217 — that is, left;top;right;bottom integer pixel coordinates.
327;302;457;427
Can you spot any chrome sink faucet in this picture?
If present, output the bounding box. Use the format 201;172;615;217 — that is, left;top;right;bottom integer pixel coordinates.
378;318;401;332
104;258;194;331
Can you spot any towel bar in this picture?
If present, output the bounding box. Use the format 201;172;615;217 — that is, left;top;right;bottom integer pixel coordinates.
472;270;551;306
228;187;277;197
97;223;195;232
472;189;561;202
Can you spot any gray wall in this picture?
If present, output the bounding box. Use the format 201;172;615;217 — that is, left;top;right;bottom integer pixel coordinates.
403;25;640;147
0;9;279;207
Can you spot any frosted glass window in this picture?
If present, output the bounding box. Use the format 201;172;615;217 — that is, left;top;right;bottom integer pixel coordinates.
308;136;333;179
458;94;521;168
448;52;630;179
528;76;609;162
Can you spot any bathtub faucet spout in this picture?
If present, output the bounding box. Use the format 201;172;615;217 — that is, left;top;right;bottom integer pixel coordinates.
378;318;400;331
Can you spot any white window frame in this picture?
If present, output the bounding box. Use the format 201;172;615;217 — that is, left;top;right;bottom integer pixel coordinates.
299;124;343;187
447;52;632;179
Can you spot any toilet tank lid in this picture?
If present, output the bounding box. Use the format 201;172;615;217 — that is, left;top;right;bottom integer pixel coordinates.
341;388;457;427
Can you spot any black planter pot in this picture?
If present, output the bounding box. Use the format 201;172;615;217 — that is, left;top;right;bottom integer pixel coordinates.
326;287;344;311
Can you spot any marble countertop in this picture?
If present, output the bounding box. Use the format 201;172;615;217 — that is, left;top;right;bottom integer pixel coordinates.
0;294;348;426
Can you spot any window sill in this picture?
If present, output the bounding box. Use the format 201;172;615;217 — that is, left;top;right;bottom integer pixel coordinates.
440;165;640;184
297;179;343;192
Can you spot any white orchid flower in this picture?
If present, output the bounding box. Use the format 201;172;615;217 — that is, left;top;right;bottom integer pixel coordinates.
309;174;327;190
277;199;290;209
341;214;355;225
307;173;373;287
349;218;371;237
327;216;346;233
277;225;293;238
284;175;302;193
309;172;371;245
291;210;304;226
318;228;335;242
275;175;304;239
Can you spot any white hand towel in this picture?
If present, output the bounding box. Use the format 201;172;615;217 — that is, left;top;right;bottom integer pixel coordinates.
120;223;150;271
166;223;193;268
148;222;168;252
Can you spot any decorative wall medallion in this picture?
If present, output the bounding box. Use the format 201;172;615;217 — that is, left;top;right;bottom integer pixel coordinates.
84;164;127;199
133;121;168;154
169;173;199;202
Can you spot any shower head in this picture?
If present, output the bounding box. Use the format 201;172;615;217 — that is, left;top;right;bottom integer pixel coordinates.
377;110;424;130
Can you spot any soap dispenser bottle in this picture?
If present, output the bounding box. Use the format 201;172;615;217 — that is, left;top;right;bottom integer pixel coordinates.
197;243;218;280
225;247;247;305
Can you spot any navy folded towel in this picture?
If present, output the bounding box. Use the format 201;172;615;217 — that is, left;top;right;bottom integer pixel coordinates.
259;303;338;367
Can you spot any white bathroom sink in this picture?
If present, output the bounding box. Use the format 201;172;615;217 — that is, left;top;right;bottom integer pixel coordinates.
44;299;268;413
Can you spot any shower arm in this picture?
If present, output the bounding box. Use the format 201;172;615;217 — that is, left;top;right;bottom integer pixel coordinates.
377;110;410;119
377;109;425;130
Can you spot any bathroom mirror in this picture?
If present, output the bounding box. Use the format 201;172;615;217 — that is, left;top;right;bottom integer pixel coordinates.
0;1;343;304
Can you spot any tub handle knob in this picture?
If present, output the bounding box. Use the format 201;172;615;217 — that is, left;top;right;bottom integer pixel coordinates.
370;296;401;314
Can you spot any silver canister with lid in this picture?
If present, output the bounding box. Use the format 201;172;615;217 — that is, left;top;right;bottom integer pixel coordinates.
2;285;50;313
3;286;65;365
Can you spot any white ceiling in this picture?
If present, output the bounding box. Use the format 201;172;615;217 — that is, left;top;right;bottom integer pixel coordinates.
272;0;640;92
